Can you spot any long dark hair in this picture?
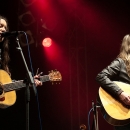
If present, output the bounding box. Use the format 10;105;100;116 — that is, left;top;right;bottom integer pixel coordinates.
0;15;10;75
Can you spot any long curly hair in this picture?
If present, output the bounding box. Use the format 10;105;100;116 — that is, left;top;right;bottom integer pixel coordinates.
0;15;10;75
118;34;130;77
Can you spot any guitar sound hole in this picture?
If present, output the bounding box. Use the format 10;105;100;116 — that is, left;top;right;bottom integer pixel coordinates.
0;97;5;101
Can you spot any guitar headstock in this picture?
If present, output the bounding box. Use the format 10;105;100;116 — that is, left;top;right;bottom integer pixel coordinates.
48;70;62;82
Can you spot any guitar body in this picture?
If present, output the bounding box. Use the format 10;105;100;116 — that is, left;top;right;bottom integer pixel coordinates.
98;81;130;126
0;69;62;109
0;70;16;108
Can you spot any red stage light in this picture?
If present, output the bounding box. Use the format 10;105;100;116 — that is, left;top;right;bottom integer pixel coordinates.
42;37;52;47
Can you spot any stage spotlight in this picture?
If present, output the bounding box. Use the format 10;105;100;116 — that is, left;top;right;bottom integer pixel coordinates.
19;11;35;26
42;37;52;47
20;0;36;7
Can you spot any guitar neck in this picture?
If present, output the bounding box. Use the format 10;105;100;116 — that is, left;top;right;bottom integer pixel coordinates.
3;75;50;93
3;80;25;92
40;75;50;82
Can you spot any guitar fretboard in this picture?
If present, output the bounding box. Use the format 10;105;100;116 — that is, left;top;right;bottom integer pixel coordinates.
2;75;50;92
40;75;49;82
3;80;25;92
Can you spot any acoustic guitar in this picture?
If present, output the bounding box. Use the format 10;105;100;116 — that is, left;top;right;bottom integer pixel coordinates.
0;69;62;109
98;81;130;126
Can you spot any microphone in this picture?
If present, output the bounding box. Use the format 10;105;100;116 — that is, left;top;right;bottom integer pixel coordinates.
1;31;24;38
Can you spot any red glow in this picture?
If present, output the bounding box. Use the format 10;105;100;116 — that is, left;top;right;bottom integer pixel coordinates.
42;37;52;47
43;40;66;67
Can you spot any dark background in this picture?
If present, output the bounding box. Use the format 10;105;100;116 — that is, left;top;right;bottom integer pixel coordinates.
0;0;130;130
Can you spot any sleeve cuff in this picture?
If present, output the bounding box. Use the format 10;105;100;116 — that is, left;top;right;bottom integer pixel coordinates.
117;89;123;95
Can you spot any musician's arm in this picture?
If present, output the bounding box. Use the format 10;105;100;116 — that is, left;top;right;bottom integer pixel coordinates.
96;58;123;98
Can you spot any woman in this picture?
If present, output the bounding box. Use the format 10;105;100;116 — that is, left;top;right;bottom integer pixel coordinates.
0;15;42;92
0;15;43;129
96;34;130;130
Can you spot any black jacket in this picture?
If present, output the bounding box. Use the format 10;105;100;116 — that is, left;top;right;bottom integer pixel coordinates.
96;58;130;97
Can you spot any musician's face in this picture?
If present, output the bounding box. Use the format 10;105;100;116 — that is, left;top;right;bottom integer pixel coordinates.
0;19;7;42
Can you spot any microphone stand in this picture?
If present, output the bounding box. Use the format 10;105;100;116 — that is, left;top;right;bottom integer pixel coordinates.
92;101;100;130
15;35;36;130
